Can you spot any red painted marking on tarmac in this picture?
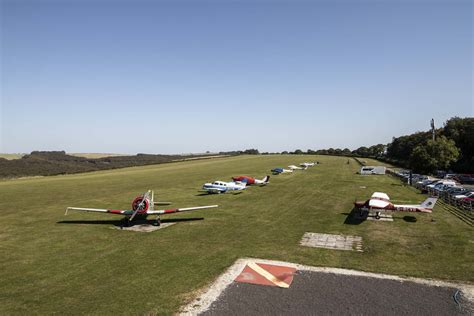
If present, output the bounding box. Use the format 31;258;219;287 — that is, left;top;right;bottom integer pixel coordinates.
235;262;297;288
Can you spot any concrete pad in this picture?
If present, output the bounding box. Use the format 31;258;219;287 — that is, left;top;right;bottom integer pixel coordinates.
111;222;176;232
300;232;363;252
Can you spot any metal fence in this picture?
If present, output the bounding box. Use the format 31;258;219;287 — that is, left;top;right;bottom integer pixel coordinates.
426;187;473;211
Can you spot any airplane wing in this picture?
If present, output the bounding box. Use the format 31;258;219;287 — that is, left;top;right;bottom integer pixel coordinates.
368;199;391;209
147;205;218;215
65;207;133;215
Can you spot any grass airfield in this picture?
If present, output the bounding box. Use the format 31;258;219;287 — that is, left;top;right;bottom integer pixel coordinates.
0;155;472;314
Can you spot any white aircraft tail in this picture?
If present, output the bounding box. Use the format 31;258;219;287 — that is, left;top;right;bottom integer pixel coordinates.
150;190;154;211
262;175;270;183
421;197;437;209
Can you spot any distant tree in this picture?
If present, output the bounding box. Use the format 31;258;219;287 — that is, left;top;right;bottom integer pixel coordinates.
281;151;289;155
369;144;386;157
293;149;303;155
327;148;335;155
316;149;328;155
307;149;316;154
354;146;370;157
342;148;352;155
443;117;474;172
409;136;460;173
334;148;342;155
243;149;259;155
387;131;434;161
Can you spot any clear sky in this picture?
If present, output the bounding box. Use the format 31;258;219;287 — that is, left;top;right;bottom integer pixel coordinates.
1;0;472;154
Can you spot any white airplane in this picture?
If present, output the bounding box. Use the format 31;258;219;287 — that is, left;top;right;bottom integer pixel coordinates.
271;167;293;174
65;190;218;226
354;192;437;219
300;162;315;168
202;180;247;194
288;165;307;170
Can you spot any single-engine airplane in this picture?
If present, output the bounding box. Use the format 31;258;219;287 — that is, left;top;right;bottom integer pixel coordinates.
300;162;315;168
231;175;270;185
288;165;307;170
271;167;293;174
354;192;437;219
65;190;218;226
202;180;247;194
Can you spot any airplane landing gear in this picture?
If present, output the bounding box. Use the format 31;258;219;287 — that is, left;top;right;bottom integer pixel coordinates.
375;211;381;220
120;218;131;229
153;217;161;226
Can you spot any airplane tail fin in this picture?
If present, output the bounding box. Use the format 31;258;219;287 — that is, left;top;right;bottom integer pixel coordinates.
150;190;154;211
421;197;438;209
262;175;270;183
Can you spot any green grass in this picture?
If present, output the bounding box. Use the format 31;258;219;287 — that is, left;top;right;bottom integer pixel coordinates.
0;155;472;314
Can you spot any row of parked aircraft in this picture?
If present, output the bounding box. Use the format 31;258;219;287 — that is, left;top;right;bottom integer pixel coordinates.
64;160;437;226
202;175;270;194
271;162;319;174
65;161;319;226
201;162;318;193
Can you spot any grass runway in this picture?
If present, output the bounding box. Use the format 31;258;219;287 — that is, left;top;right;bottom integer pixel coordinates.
0;155;472;314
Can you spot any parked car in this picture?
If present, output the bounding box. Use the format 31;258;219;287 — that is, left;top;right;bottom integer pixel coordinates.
454;174;474;185
454;191;474;200
434;183;456;193
427;180;456;189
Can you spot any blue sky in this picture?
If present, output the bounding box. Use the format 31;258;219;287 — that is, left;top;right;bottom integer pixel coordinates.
1;0;472;154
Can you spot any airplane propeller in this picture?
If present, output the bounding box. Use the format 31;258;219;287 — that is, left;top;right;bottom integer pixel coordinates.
129;190;150;222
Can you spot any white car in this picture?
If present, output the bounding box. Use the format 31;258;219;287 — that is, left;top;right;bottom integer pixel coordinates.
454;191;474;200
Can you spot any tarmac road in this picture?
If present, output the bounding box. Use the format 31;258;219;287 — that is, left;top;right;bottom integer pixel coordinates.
202;270;472;315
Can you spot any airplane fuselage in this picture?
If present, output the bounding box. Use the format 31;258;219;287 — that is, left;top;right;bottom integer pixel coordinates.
232;175;269;185
355;200;434;213
202;181;246;193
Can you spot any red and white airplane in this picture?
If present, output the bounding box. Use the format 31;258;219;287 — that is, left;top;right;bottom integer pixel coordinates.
354;192;437;219
65;190;218;226
231;175;270;185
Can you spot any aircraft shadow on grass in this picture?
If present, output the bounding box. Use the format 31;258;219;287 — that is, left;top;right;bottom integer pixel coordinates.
342;208;367;225
57;217;204;227
195;191;244;197
342;209;418;225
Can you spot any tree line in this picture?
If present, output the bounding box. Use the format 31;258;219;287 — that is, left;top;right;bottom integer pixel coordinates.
225;117;473;174
301;117;472;173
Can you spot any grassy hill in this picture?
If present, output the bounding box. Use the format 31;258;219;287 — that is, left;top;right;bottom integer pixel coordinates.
0;155;472;314
0;151;214;178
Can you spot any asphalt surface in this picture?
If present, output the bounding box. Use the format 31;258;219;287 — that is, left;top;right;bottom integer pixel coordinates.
202;271;472;315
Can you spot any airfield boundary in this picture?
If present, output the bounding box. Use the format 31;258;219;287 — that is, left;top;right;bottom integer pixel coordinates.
0;155;472;314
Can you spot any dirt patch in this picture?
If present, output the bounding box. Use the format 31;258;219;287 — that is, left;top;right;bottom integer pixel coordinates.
111;223;176;232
